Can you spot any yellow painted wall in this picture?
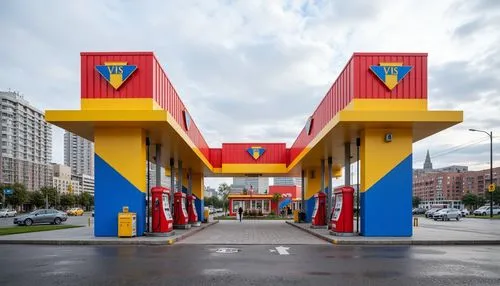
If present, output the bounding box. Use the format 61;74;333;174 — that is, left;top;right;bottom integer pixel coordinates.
360;128;413;192
94;127;146;192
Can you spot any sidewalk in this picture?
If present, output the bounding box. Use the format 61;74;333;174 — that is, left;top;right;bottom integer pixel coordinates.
287;217;500;245
0;221;218;245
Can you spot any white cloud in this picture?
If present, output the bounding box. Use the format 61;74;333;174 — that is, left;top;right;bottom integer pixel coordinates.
0;0;499;189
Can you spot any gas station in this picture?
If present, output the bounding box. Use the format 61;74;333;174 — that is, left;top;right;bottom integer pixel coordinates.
45;52;463;238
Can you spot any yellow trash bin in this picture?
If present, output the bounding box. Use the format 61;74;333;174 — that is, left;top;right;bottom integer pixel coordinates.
204;207;210;223
293;210;300;223
118;206;137;238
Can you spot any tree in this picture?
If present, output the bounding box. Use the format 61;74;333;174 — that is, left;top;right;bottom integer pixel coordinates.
412;196;421;208
78;192;93;210
5;183;29;209
491;186;500;205
29;191;45;208
242;188;248;195
60;193;76;209
462;193;478;210
217;183;231;214
272;193;282;215
40;186;58;208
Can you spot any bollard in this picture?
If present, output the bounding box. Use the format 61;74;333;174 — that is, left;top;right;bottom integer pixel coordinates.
413;217;419;227
88;217;91;227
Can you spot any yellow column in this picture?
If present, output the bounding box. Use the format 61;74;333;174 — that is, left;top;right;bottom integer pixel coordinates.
191;173;204;221
360;128;413;236
94;127;146;236
304;168;326;222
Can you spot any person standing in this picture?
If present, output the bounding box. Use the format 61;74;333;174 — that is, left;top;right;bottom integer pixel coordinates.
238;207;243;222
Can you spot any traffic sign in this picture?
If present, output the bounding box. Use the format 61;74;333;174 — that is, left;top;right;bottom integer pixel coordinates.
3;189;13;195
488;184;496;192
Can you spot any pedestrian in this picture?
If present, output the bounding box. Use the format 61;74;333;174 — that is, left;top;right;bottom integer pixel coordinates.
238;207;243;222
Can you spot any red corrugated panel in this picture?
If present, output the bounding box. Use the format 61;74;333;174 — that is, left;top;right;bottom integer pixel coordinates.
81;52;153;99
222;143;287;164
150;54;211;160
269;186;300;199
288;56;355;165
209;149;222;168
353;53;427;99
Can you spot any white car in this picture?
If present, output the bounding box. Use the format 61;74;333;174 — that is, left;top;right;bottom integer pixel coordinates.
0;209;17;217
461;209;470;216
473;206;500;216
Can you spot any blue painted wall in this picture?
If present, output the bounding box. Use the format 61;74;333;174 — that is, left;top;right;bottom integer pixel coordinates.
360;155;413;237
194;196;204;222
94;155;146;237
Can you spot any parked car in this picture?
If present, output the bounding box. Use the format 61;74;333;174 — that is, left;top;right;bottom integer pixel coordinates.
425;208;442;218
433;208;461;221
14;209;68;226
0;208;17;217
412;208;426;215
461;209;470;216
66;207;84;216
473;206;500;216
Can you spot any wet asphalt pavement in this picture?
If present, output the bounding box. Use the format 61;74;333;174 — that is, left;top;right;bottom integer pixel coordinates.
1;244;500;286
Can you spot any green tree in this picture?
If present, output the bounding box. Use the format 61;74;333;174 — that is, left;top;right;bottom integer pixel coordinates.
242;188;248;195
461;193;478;210
412;196;421;208
272;193;282;215
5;183;29;208
78;192;93;210
29;191;45;208
491;186;500;205
217;183;231;214
60;193;76;209
40;186;58;208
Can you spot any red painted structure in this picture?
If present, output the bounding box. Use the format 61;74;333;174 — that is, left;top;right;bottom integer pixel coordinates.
173;192;189;227
311;192;327;226
80;52;428;168
228;185;302;216
151;187;174;233
330;186;354;234
187;194;198;225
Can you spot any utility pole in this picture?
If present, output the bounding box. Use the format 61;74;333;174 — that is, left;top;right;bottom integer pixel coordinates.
469;129;494;218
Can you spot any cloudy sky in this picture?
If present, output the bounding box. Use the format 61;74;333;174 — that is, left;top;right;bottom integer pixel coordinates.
1;0;499;189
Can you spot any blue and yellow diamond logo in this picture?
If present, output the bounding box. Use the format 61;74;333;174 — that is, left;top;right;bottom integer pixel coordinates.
247;147;265;160
95;62;137;90
369;62;412;90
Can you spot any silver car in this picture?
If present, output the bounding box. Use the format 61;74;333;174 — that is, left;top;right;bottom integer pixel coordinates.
13;209;68;226
433;208;461;221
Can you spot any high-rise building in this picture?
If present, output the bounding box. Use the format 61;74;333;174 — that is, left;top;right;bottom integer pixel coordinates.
273;177;302;186
0;91;53;192
64;131;94;176
232;177;269;194
52;163;83;195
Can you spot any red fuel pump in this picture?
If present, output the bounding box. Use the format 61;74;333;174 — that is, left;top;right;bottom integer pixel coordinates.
151;187;174;234
311;192;327;228
330;186;354;236
187;194;200;227
173;192;191;229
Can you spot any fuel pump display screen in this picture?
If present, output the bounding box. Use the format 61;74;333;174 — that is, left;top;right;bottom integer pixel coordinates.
332;193;343;220
163;194;172;220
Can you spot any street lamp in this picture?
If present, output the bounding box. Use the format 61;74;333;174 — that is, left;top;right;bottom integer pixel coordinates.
469;128;494;218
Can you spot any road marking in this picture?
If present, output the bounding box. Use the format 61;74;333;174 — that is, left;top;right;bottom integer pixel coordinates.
215;248;239;254
269;246;290;255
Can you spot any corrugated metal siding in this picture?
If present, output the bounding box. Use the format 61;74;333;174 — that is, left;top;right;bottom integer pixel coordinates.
81;52;153;99
288;56;355;164
151;55;210;160
222;143;287;164
209;149;222;168
353;53;427;99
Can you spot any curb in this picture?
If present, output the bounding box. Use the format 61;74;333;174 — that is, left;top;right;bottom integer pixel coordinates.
0;221;219;246
286;221;500;246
